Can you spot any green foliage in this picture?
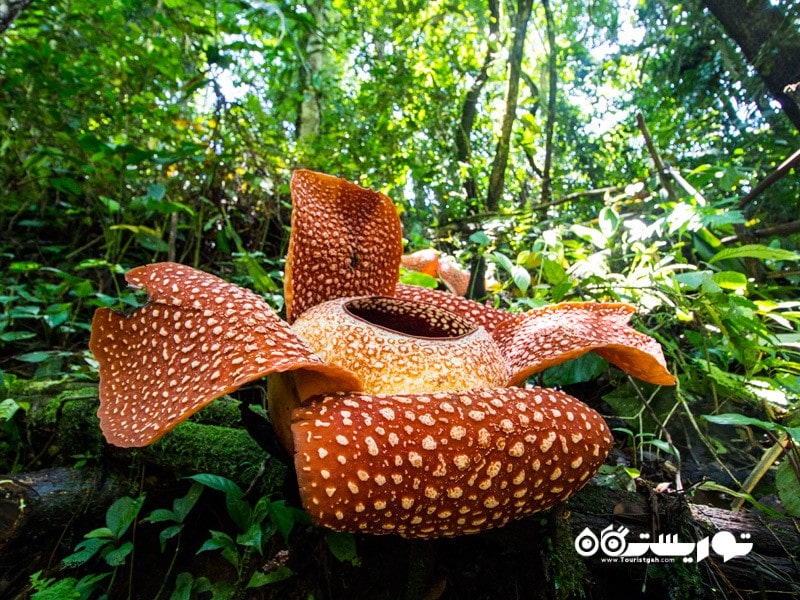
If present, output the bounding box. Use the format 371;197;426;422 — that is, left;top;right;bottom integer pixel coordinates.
62;494;145;569
190;473;305;590
4;0;800;595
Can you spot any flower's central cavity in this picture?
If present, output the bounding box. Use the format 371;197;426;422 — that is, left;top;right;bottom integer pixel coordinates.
344;296;476;339
290;296;508;395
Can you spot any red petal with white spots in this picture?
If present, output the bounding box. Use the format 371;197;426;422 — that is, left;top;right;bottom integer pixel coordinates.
292;387;613;539
285;170;403;322
90;263;360;447
494;302;676;387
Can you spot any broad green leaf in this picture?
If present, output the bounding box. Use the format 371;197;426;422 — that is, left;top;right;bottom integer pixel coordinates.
710;244;800;264
712;271;748;290
697;481;783;517
598;206;619;238
103;541;134;567
267;500;300;543
469;231;490;245
105;495;145;538
61;538;107;568
172;482;203;522
0;331;36;342
169;572;195;600
541;258;567;285
400;270;439;288
510;265;530;292
188;474;243;499
325;531;360;565
159;525;183;551
0;398;24;421
246;566;294;588
776;460;800;517
145;508;178;524
147;183;166;200
491;251;514;274
542;353;607;387
197;530;240;568
16;352;56;363
570;224;607;249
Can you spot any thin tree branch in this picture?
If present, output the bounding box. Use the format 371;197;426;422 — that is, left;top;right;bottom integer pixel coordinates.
737;146;800;209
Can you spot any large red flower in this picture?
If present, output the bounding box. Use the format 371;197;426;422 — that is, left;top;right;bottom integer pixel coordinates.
90;170;675;538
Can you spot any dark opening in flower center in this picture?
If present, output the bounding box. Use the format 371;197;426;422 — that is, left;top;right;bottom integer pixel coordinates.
344;296;476;339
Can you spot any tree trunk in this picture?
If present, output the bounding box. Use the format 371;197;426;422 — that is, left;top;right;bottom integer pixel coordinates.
0;0;35;33
486;0;534;212
298;0;325;142
456;0;500;205
539;0;557;205
701;0;800;131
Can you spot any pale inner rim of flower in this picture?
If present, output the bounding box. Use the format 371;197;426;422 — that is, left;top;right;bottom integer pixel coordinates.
344;296;477;340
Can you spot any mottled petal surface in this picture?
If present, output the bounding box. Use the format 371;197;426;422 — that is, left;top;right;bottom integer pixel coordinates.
90;263;360;447
285;170;403;322
494;302;676;387
394;284;510;334
292;387;613;539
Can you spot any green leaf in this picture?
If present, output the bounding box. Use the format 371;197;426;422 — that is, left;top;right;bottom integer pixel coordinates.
542;353;607;387
541;258;567;285
236;522;267;551
16;351;56;363
570;224;607;249
197;530;240;568
61;538;107;568
103;541;134;567
169;572;195;600
0;398;24;421
510;265;530;292
51;177;82;195
399;270;439;288
776;460;800;517
172;482;203;522
697;481;783;517
704;413;781;434
246;566;294;588
145;508;178;524
267;500;300;543
188;474;243;499
325;531;360;565
598;206;619;239
712;271;748;290
709;244;800;264
105;495;145;538
159;525;183;552
469;231;490;245
491;251;514;273
84;526;114;539
189;474;250;530
147;183;166;200
0;331;36;342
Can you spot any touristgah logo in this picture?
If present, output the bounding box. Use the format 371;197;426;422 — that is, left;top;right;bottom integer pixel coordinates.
574;525;754;564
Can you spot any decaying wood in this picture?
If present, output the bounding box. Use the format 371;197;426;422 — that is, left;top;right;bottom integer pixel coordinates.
566;485;800;598
0;467;128;549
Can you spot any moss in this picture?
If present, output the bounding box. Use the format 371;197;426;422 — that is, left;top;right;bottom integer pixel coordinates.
142;421;287;494
547;507;591;599
190;396;245;428
18;381;104;464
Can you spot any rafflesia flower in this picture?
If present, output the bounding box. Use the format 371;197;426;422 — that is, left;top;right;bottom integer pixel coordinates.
90;170;675;539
